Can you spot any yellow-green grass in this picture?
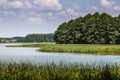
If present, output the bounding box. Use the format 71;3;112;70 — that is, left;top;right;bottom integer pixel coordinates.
6;43;54;47
39;44;120;55
7;43;120;55
0;62;120;80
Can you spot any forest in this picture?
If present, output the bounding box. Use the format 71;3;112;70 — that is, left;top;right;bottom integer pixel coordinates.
54;12;120;44
0;33;54;43
18;34;54;42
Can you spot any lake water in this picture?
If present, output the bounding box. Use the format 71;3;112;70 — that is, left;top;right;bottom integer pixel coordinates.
0;44;120;65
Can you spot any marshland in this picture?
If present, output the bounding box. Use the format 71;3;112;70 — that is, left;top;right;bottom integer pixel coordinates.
0;62;120;80
1;11;120;79
0;43;120;79
7;43;120;55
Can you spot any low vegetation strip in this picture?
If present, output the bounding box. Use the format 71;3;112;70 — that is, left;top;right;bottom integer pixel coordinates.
7;44;120;55
0;62;120;80
39;44;120;55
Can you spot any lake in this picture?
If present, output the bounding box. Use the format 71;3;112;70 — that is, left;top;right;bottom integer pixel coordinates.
0;44;120;64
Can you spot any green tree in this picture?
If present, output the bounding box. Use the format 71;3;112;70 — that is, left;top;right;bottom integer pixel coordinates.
54;12;120;44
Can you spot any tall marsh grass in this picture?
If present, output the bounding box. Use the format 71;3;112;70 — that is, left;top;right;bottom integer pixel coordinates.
0;62;120;80
39;44;120;55
7;44;120;55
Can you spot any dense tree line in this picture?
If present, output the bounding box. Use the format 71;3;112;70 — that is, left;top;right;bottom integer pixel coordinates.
54;12;120;44
0;34;54;43
17;34;54;42
0;38;16;43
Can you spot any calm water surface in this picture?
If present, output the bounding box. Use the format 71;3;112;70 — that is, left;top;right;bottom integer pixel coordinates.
0;44;120;64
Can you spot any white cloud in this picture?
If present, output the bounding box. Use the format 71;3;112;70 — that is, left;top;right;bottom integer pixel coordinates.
0;18;4;23
100;0;120;11
66;8;79;16
48;13;53;17
20;14;27;19
56;4;81;18
0;18;4;25
0;0;6;4
27;17;43;24
113;5;120;11
1;11;16;16
0;0;62;11
9;1;24;8
91;6;98;10
72;4;80;10
100;0;113;7
33;0;62;11
29;12;36;17
0;0;32;9
25;0;32;8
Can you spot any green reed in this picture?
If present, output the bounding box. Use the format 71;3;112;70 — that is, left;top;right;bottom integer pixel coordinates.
7;43;120;55
39;44;120;55
0;62;119;80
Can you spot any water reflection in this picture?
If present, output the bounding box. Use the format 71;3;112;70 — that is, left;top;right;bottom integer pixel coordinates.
0;44;120;65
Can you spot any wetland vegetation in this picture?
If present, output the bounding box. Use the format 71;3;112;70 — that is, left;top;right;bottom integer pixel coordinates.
5;13;120;55
2;12;120;79
7;43;120;55
0;62;120;80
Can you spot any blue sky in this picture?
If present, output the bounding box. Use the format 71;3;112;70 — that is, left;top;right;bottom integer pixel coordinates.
0;0;120;37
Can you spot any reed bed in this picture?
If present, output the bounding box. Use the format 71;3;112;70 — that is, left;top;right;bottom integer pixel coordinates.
6;43;53;47
0;62;120;80
7;44;120;55
39;44;120;55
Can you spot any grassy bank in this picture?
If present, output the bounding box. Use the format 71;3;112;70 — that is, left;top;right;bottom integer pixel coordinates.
39;44;120;55
0;62;120;80
7;43;120;55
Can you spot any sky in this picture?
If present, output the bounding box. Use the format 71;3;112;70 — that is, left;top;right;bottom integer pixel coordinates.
0;0;120;37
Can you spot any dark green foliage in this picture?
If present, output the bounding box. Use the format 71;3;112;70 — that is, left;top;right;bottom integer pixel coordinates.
19;34;54;42
0;34;54;43
0;38;17;43
54;12;120;44
0;62;120;80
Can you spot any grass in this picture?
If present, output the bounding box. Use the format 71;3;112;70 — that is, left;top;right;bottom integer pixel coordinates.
0;62;120;80
5;43;120;79
38;44;120;55
7;43;120;55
